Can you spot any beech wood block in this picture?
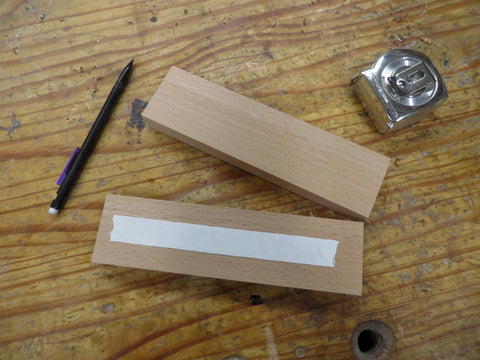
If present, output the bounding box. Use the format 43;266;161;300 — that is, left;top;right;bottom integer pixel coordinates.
142;67;390;220
92;194;364;295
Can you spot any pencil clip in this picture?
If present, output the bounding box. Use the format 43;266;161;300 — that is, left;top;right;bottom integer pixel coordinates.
57;147;80;185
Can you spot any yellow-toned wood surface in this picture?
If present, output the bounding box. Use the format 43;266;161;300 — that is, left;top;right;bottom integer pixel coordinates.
1;0;479;359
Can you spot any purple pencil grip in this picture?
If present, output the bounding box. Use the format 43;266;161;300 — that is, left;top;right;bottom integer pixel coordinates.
57;147;80;185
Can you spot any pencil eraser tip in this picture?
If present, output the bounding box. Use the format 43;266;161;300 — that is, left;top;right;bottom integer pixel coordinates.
48;207;59;215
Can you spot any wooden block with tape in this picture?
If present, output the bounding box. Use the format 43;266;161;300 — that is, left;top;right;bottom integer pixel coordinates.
142;67;390;220
92;194;364;295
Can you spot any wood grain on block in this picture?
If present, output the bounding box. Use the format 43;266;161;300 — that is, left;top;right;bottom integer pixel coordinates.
142;67;390;220
92;195;364;295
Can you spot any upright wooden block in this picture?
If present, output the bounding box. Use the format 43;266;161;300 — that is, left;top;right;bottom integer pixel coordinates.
142;67;390;220
92;195;364;295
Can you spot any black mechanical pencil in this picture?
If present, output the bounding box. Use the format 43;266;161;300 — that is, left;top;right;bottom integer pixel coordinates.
49;59;134;215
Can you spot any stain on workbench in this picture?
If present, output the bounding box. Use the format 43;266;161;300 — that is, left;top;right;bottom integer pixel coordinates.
400;273;411;281
72;212;87;223
419;249;429;258
223;356;247;360
100;302;115;313
415;262;435;279
249;294;263;305
128;99;147;131
263;47;274;59
128;99;148;144
458;72;474;88
294;346;309;358
0;113;20;136
96;179;109;189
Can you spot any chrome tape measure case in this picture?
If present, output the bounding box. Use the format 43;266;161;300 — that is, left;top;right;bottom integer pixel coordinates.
354;49;447;134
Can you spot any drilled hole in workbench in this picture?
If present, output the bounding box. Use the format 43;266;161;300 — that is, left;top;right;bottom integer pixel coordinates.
351;321;395;360
357;329;381;353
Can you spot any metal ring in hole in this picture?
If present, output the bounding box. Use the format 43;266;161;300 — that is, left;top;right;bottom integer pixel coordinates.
351;320;395;360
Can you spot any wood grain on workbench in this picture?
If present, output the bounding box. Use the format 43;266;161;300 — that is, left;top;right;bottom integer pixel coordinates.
1;0;479;359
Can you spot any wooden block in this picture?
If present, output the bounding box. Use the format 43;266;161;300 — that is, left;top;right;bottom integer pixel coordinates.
142;67;390;220
92;194;364;295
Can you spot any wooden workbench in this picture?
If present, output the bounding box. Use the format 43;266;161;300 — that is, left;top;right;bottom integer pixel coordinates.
1;0;478;359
